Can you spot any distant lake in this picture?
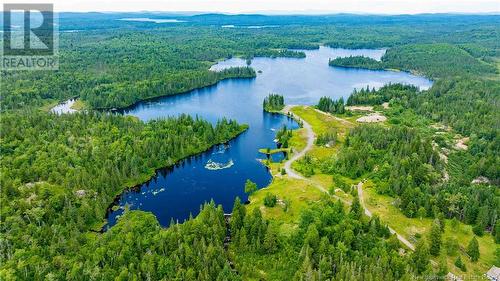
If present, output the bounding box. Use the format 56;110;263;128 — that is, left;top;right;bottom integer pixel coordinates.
221;25;279;29
106;46;432;228
118;18;186;23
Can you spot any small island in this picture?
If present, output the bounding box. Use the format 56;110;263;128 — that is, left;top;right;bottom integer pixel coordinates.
329;55;384;70
263;93;285;112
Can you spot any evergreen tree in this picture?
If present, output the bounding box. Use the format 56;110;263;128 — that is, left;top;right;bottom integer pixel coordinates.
454;256;467;272
244;179;258;195
466;237;480;262
429;219;442;256
413;239;430;274
350;196;362;220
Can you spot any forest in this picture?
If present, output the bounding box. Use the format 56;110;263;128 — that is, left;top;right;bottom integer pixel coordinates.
317;97;346;114
0;111;246;279
319;76;499;237
329;44;497;79
230;197;429;280
0;12;499;280
263;93;285;112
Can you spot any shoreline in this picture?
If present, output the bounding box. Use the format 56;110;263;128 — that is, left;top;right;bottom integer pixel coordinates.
100;124;249;231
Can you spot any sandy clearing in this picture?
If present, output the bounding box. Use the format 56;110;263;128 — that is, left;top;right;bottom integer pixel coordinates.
356;113;387;123
455;137;469;150
346;105;374;112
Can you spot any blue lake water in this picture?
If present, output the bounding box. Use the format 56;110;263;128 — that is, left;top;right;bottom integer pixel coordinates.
106;46;432;228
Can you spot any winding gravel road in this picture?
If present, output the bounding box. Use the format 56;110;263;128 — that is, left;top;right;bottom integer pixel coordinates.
282;105;315;180
356;181;415;251
280;105;416;251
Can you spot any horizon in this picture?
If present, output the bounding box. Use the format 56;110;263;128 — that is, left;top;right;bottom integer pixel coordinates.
2;0;499;14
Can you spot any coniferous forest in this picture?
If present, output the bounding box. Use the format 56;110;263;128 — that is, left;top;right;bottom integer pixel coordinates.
263;93;285;112
0;13;499;280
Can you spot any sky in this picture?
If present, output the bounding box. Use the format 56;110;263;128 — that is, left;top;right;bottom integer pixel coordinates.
2;0;500;14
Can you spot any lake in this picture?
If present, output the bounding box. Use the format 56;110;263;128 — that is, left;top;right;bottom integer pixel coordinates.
105;46;432;228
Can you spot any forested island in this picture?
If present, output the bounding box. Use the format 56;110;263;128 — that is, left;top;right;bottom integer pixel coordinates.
0;12;499;280
263;93;285;112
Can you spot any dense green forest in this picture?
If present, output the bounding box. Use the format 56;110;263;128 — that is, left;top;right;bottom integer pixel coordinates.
0;111;246;279
2;14;499;110
263;93;285;112
230;197;427;280
317;96;346;114
346;84;419;106
323;80;499;234
329;44;498;79
0;13;499;280
329;56;383;70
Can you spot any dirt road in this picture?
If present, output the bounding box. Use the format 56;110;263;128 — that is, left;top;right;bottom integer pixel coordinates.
280;106;415;251
356;181;415;251
282;105;315;180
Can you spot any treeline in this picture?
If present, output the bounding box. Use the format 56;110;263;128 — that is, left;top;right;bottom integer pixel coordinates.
317;96;346;114
382;44;497;79
323;125;500;233
276;125;293;148
328;125;443;186
347;84;420;105
331;80;499;232
348;80;499;184
263;93;285;112
407;78;499;183
3;16;498;111
231;197;432;280
329;44;497;79
78;203;237;280
252;49;306;58
329;56;384;70
83;67;256;109
0;111;246;279
326;124;498;233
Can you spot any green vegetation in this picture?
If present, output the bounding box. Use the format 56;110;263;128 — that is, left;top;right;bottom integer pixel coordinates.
232;197;417;280
0;111;246;279
244;179;258;195
1;12;499;280
275;125;293;148
315;129;337;146
258;147;289;155
263;93;285;112
467;237;480;262
347;84;419;106
429;219;443;256
329;56;384;70
317;96;346;114
330;43;498;79
383;44;497;78
263;193;278;207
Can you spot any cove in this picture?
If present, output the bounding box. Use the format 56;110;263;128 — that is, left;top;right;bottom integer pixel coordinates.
105;46;432;228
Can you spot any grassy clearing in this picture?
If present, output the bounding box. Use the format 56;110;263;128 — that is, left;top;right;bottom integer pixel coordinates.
248;161;324;224
362;181;496;277
249;105;354;224
40;101;59;112
258;147;290;155
288;127;308;153
71;99;86;110
289;106;355;177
